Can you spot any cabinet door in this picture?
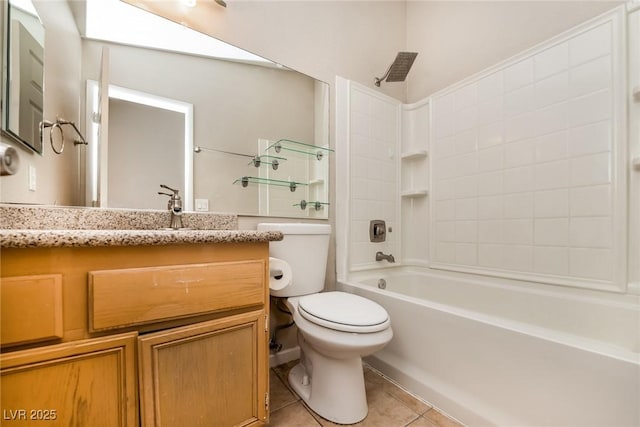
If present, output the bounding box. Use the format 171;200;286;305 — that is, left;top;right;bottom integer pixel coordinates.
138;310;268;427
0;332;138;426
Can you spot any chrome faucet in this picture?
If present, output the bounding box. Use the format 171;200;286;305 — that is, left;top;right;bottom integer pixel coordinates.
375;251;395;263
158;184;184;229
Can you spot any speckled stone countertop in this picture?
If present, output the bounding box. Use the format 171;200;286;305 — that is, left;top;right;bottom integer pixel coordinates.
0;205;282;248
0;229;283;248
0;205;237;230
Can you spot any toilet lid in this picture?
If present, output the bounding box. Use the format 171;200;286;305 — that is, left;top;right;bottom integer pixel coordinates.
298;292;390;333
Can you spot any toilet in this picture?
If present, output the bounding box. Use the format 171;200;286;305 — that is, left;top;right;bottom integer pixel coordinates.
258;223;393;424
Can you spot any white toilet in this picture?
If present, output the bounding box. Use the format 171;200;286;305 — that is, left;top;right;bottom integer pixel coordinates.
258;223;393;424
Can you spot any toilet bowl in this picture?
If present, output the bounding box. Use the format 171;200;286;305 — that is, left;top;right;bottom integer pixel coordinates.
258;223;393;424
286;293;393;424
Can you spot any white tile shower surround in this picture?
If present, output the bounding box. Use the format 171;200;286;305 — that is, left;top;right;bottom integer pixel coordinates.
349;85;401;269
430;9;627;292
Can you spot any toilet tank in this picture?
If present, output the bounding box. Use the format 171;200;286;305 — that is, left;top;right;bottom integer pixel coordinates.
257;223;331;297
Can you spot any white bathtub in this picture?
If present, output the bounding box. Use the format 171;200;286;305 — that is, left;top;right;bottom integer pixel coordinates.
338;267;640;427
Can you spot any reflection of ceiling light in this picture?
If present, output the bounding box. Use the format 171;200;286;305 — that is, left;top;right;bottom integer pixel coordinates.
180;0;197;7
11;0;38;16
84;0;268;64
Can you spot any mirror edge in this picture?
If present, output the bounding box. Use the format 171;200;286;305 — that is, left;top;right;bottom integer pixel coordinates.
1;0;44;155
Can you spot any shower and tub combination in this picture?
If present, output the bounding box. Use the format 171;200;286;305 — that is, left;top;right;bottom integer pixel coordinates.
336;5;639;427
338;268;639;426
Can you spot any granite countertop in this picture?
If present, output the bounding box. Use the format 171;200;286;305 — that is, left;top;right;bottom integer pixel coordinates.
0;205;282;248
0;229;283;248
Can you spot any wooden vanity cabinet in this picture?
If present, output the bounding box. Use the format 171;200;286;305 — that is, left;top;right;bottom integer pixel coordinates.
1;242;270;427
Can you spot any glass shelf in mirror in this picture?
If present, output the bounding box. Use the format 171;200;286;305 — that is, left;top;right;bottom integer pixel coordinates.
247;155;287;170
266;139;333;161
233;176;309;193
293;200;329;211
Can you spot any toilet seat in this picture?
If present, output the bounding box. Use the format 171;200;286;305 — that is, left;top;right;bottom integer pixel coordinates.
297;292;390;333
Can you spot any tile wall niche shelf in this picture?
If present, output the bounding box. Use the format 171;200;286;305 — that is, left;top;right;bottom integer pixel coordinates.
233;176;308;192
401;150;428;160
309;179;325;186
266;139;333;161
401;150;429;200
401;189;428;198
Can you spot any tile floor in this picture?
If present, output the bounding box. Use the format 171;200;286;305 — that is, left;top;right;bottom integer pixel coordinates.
268;361;464;427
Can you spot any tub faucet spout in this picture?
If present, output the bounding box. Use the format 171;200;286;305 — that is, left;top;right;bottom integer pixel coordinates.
376;251;395;263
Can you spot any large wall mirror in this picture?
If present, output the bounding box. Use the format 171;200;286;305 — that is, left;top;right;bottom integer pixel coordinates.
2;0;329;219
1;0;44;153
82;0;330;218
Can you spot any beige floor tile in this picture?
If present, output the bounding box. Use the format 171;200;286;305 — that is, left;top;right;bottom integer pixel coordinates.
308;386;421;427
268;401;321;426
273;359;298;384
364;366;432;415
364;366;388;387
407;416;438;427
423;409;464;427
270;369;298;411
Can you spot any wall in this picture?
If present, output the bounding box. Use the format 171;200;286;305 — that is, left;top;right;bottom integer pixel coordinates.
0;0;82;206
406;1;624;102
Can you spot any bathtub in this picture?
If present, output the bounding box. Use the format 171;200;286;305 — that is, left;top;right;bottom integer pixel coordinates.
337;267;640;427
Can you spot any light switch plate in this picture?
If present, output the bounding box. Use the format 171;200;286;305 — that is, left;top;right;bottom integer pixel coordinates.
28;166;36;192
195;198;209;212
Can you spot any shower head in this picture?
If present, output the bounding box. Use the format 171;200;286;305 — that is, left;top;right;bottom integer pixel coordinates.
374;52;418;87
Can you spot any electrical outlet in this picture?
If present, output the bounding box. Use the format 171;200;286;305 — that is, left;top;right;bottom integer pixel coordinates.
28;166;37;192
195;198;209;212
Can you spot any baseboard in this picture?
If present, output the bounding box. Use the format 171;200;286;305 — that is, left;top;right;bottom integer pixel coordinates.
269;346;300;368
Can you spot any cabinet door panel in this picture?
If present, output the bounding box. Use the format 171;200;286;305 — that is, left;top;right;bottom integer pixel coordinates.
139;311;267;427
1;274;63;346
1;333;138;427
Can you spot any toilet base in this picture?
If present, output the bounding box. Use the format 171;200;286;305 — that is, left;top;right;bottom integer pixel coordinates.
288;338;368;424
